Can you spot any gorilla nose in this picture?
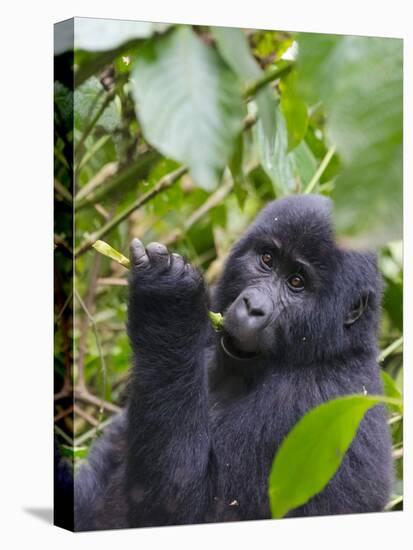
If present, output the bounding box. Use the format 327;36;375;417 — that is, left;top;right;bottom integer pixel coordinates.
243;295;266;317
223;289;271;354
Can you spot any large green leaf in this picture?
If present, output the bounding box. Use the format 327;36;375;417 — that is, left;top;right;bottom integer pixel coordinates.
74;17;168;51
254;106;316;194
212;27;277;143
280;71;308;151
296;34;403;244
254;106;295;194
131;27;245;191
268;394;401;519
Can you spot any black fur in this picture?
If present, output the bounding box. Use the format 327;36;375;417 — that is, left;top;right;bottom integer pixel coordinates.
74;195;393;531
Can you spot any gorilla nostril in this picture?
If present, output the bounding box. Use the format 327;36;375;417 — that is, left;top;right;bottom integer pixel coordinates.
243;296;265;317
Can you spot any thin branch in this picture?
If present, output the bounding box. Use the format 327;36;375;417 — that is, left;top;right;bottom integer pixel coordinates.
76;253;102;392
304;144;337;195
97;277;128;286
75;289;108;408
378;336;403;363
75;161;118;203
74;416;114;447
75;151;159;209
384;495;403;511
54;424;74;446
54;290;73;323
54;266;74;401
164;176;234;246
54;233;73;256
75;166;188;257
77;134;111;173
388;414;403;425
75;283;118;438
54;178;73;204
75;89;116;159
73;404;100;427
244;60;293;99
75;390;121;414
54;405;74;423
94;203;111;220
54;389;72;402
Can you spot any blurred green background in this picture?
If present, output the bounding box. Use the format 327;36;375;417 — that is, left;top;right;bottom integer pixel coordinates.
54;20;402;508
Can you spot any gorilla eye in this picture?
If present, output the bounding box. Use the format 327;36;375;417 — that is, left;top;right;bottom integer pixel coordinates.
287;274;305;291
260;251;274;268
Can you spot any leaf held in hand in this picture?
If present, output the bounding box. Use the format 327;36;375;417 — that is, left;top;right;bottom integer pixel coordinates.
92;240;131;268
92;239;226;332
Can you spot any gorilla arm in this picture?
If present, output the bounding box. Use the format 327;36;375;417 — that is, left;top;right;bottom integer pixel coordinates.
125;239;212;527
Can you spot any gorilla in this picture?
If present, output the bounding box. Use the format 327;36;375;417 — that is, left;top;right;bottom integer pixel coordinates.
72;194;393;531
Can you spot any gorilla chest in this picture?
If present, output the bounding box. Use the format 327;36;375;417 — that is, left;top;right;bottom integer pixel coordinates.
208;387;278;520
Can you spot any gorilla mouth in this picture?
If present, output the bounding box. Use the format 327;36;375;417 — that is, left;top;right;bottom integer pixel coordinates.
220;334;259;361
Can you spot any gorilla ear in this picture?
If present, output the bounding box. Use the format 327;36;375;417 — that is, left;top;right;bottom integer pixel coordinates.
344;294;369;326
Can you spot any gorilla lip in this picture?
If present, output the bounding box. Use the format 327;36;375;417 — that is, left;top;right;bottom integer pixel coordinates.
220;334;259;361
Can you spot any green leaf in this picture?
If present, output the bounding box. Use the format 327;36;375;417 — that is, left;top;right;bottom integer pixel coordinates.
381;370;402;400
280;71;308;151
131;27;245;191
268;394;401;518
208;311;225;331
61;445;89;459
92;240;131;268
292;140;317;188
254;106;295;194
254;106;316;194
212;27;277;143
74;76;120;133
296;34;402;244
54;82;73;134
251;30;293;61
74;17;168;51
229;135;248;207
212;27;261;84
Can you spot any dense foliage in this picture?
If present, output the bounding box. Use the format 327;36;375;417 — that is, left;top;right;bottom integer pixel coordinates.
53;20;403;515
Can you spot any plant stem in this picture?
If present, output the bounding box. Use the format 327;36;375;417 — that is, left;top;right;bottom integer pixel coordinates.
75;89;116;162
75;151;158;209
54;178;73;204
74;166;188;257
73;416;114;447
378;336;403;363
304;144;337;195
384;495;403;510
244;60;293;99
75;39;143;88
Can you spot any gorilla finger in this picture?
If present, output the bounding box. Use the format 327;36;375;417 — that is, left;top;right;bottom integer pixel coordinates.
146;242;170;270
171;253;185;272
130;238;149;268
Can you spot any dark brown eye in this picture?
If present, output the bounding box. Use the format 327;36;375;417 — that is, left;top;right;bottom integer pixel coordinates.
288;274;305;291
261;252;273;268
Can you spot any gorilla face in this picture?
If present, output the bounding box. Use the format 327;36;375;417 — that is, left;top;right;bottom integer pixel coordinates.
213;195;380;365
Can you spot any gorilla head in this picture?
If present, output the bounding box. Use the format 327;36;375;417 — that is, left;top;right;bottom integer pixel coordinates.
213;195;382;366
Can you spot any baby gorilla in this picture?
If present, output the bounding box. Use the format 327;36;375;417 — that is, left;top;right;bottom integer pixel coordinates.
74;195;393;531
